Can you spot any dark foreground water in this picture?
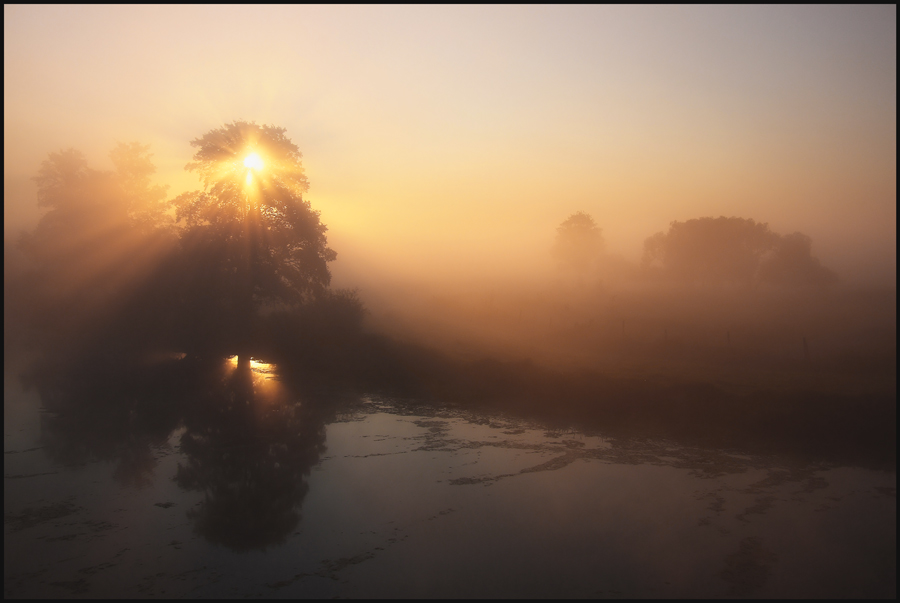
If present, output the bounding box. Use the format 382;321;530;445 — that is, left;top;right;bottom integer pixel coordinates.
4;360;896;598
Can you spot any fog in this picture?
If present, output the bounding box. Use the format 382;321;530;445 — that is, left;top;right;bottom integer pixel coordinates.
4;0;896;499
5;132;894;455
4;6;895;598
5;6;897;287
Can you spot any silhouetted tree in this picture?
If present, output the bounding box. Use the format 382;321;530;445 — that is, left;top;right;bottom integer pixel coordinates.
171;122;336;369
109;142;171;232
641;217;779;285
15;143;174;362
757;232;838;287
552;211;604;275
642;217;836;288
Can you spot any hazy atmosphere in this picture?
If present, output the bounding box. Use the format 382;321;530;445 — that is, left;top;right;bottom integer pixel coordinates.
5;5;896;284
4;5;895;599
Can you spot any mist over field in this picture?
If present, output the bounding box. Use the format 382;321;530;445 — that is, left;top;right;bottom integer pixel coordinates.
4;5;895;599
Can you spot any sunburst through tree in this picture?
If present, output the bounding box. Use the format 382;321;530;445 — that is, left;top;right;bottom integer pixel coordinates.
172;122;336;371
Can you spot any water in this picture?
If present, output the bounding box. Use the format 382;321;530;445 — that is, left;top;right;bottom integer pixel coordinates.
4;360;896;598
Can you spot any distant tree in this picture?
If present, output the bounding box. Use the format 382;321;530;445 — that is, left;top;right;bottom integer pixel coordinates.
171;121;336;370
641;216;836;287
109;142;171;233
641;216;779;285
757;232;838;287
16;144;173;357
552;211;604;275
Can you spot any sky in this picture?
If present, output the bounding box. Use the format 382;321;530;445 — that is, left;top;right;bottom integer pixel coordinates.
4;5;896;285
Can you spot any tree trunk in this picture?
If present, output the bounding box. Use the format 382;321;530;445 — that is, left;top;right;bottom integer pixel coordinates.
233;350;254;401
234;200;259;377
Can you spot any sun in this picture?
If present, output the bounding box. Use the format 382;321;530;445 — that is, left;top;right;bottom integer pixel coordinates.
243;153;264;171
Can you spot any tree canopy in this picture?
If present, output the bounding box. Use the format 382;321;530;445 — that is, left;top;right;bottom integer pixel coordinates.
13;123;348;374
173;122;334;304
22;143;170;267
641;216;836;287
757;231;838;287
552;211;604;274
15;143;174;358
170;122;337;365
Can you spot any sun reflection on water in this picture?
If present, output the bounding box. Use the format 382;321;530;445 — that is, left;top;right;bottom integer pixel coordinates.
224;355;284;404
225;355;276;378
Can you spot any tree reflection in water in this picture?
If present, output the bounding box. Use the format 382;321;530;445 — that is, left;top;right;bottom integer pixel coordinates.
28;354;336;551
174;358;327;550
31;355;185;489
18;353;895;598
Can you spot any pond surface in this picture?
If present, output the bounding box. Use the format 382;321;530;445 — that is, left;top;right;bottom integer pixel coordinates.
4;359;896;598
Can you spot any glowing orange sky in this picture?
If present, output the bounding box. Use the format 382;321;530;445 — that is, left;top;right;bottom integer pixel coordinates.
4;5;896;284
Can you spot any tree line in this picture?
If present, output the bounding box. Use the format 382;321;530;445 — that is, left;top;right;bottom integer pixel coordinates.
553;212;837;287
12;121;363;378
12;121;839;381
